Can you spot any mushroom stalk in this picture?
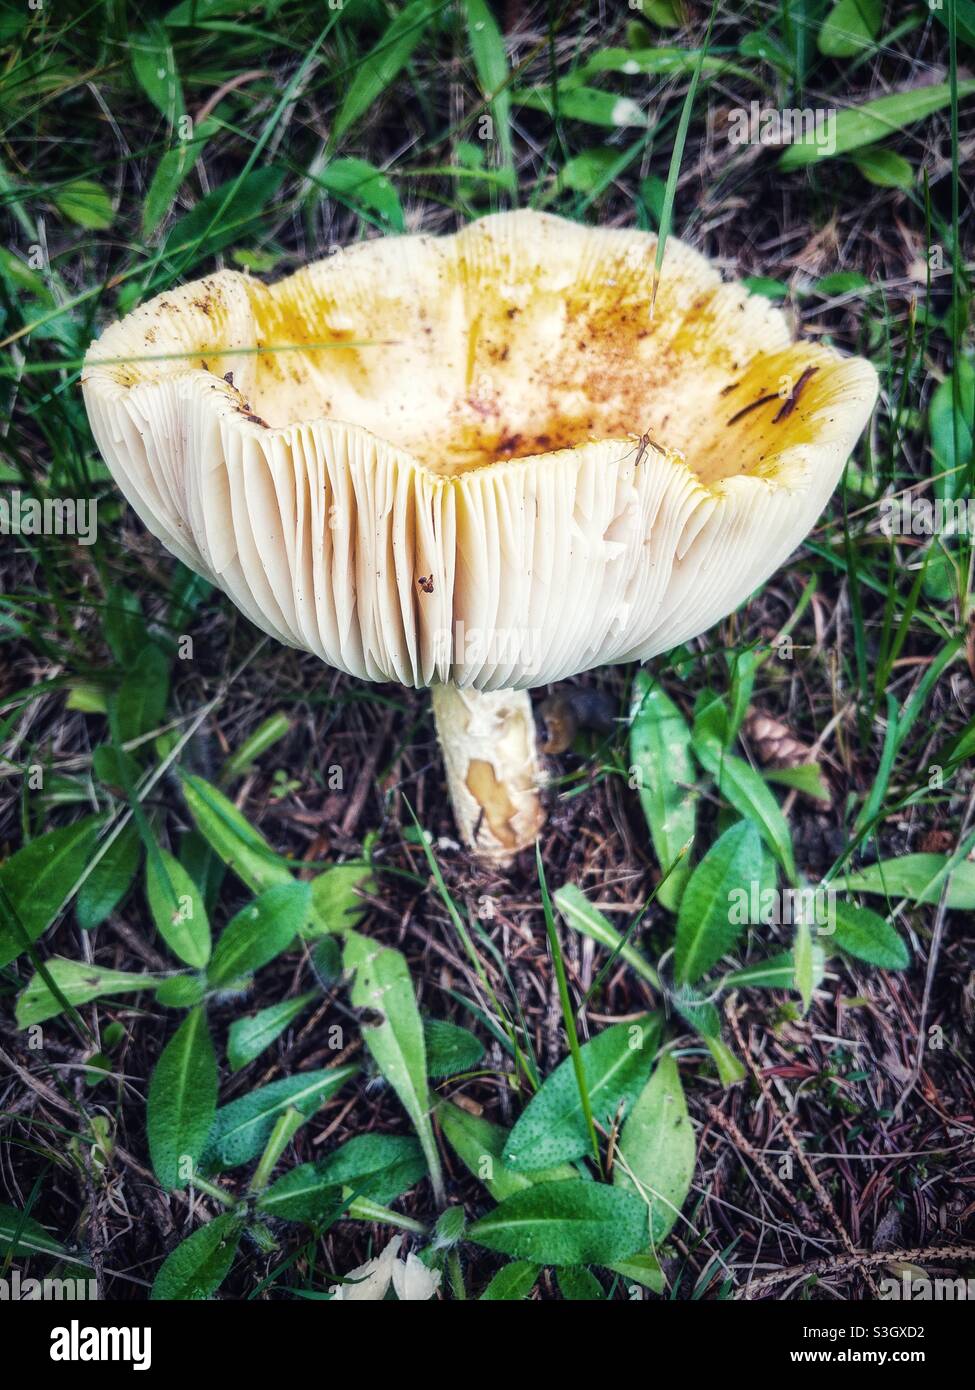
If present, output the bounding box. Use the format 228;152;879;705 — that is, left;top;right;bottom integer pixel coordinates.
430;685;545;862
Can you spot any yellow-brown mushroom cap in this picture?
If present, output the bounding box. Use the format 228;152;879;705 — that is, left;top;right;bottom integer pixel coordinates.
83;210;878;689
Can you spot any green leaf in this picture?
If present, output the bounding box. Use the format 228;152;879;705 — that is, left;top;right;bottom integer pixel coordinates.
703;1035;746;1086
554;883;658;987
724;947;825;991
929;357;974;502
317;157;404;230
674;821;763;985
150;1211;243;1300
0;816;103;968
780;80;975;169
53;179;113;229
852;147;913;190
181;774;293;894
202;1065;358;1170
143;129;213;239
16;959;153;1028
0;1204;88;1264
614;1053;694;1242
146;848;211;968
692;722;797;881
332;0;435;145
607;1250;665;1292
793;913;814;1013
423;1018;485;1077
629;671;696;910
558;1265;605;1299
305;861;372;937
817;0;882;58
113;643;170;746
147;1007;217;1190
156;973;207;1008
577;46;747;79
479;1260;539;1300
258;1134;425;1222
765;763;832;802
830;900;910;970
560;148;621;194
468;1181;648;1266
163;168;285;266
514;85;647;127
227;991;317;1072
437;1101;581;1201
814;270;872;295
504;1016;660;1172
343;930;443;1201
842;855;975;910
740;275;788;300
207;881;309;986
76;823;141;931
464;0;514;180
130;22;184;121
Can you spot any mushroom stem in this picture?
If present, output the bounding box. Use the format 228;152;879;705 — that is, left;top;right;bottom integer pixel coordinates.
430;684;545;862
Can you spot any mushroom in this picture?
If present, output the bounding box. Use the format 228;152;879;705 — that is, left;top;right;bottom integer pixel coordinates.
82;211;877;861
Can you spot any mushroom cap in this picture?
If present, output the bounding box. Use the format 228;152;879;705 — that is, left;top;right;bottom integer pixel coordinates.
83;210;877;690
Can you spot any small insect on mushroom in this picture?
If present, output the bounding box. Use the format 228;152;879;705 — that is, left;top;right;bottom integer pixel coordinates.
417;575;434;594
630;424;655;468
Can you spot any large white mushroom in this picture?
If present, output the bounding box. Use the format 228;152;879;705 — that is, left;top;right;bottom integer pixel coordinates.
83;210;877;860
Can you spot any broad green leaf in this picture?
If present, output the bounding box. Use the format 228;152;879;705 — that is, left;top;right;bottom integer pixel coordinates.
156;973;207;1008
305;860;372;937
852;147;913;189
317;157;403;230
150;1211;243;1300
114;644;170;746
146;848;211;968
332;0;435;145
818;0;882;58
692;723;797;881
831;900;909;970
181;774;293;893
16;959;153;1028
163;168;285;266
674;821;763;985
76;823;141;931
793;914;814;1013
423;1018;484;1077
202;1065;358;1170
53;179;113;229
929;357;973;503
554;883;658;987
0;1205;88;1264
503;1016;661;1172
841;855;975;909
558;1265;605;1299
343;930;442;1200
765;763;832;802
227;991;317;1072
130;23;184;122
560;147;620;193
704;1036;746;1086
479;1260;539;1300
724;947;825;991
630;671;696;910
614;1053;694;1242
143;128;213;239
258;1134;425;1221
514;85;647;127
577;46;746;79
780;80;975;168
814;270;872;295
147;1007;217;1190
207;881;309;986
437;1101;581;1201
607;1250;665;1292
468;1181;648;1266
464;0;514;182
0;816;103;968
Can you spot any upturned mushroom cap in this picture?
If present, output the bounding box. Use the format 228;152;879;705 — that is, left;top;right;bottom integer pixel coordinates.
82;210;877;692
